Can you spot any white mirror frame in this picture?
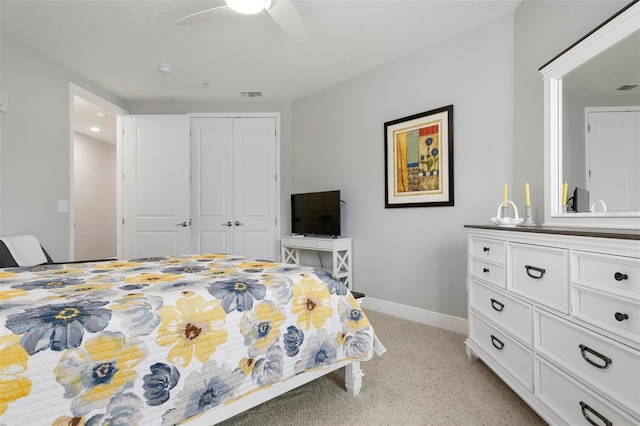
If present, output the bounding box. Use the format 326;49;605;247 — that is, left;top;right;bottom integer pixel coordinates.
540;1;640;229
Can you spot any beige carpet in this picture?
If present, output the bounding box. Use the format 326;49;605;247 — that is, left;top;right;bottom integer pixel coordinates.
218;309;546;425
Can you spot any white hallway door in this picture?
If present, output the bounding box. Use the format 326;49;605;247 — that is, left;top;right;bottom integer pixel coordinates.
586;109;640;212
191;117;278;260
122;115;191;259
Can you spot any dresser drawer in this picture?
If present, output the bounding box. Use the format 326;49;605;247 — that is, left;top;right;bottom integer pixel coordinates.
510;243;569;313
470;258;505;289
470;237;505;264
536;356;638;426
572;251;640;298
535;309;640;417
469;313;533;391
470;280;532;344
572;286;640;344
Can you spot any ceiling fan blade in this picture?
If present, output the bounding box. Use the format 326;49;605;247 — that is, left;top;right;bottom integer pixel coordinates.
267;0;307;40
174;5;228;25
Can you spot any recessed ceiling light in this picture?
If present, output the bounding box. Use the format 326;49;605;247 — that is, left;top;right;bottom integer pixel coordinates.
158;64;172;74
90;126;101;132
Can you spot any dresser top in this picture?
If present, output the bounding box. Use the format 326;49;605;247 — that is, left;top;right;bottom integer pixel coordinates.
464;225;640;241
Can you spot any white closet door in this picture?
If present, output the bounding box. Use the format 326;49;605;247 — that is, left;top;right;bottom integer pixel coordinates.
233;117;277;260
122;115;191;259
191;118;234;254
586;110;640;212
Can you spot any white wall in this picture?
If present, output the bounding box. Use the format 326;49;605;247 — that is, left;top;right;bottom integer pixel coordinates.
0;34;127;261
73;132;116;261
291;14;515;318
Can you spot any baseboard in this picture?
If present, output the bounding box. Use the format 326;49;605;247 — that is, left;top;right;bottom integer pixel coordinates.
362;297;468;335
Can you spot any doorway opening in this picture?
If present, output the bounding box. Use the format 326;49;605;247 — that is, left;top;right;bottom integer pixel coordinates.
69;84;127;261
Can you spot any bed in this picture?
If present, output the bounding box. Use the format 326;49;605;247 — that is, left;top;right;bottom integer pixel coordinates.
0;254;384;425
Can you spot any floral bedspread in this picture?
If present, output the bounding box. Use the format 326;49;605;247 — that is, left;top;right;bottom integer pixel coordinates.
0;254;382;425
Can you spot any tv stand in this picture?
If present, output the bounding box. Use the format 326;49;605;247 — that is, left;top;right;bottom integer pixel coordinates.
281;236;352;289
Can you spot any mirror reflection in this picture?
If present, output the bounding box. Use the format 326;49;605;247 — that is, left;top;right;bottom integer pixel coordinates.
561;31;640;212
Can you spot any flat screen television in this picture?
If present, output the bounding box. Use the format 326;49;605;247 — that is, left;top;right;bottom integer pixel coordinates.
291;190;341;236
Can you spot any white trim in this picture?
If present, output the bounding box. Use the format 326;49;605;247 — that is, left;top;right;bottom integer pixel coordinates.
362;297;468;335
540;2;640;229
68;83;128;261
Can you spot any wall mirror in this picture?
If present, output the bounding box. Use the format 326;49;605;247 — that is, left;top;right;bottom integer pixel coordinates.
540;0;640;228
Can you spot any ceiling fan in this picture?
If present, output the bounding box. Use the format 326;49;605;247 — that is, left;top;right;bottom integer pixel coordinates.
174;0;307;40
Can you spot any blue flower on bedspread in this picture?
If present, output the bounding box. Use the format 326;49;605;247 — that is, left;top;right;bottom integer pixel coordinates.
282;325;304;357
313;269;348;296
54;332;147;416
207;278;266;313
338;297;370;333
4;300;112;355
294;329;337;374
143;363;180;406
161;264;207;274
85;393;144;426
12;277;86;291
343;330;374;360
259;274;293;306
252;345;284;386
161;360;242;426
110;294;162;336
240;301;285;358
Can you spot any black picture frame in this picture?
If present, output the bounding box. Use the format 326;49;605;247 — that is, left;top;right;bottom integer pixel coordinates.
384;105;454;208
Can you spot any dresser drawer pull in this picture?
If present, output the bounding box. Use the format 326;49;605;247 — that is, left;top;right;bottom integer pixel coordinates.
614;312;629;321
483;246;490;252
579;401;612;426
490;298;504;312
614;272;629;281
490;335;504;350
524;265;546;279
483;268;490;273
579;344;612;369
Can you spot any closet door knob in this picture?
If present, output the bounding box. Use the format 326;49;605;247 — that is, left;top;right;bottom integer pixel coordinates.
235;221;243;226
222;221;233;227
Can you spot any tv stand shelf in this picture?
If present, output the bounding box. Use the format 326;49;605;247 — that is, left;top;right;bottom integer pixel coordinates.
281;236;352;289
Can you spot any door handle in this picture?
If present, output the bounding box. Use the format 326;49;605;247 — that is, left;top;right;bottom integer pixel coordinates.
176;221;189;227
222;221;233;227
235;221;243;226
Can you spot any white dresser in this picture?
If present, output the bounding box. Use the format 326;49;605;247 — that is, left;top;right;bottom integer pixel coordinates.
465;225;640;425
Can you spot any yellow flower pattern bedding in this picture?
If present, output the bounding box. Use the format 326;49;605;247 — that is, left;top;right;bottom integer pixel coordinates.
0;254;381;425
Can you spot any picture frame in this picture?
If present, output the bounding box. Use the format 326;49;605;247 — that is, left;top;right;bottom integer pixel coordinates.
384;105;454;208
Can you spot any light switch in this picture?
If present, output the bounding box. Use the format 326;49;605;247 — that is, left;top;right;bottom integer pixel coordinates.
58;200;69;212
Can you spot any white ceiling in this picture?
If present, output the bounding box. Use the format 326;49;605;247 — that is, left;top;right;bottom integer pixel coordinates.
1;0;521;105
1;1;522;144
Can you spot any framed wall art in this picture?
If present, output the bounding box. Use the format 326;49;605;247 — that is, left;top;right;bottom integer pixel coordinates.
384;105;454;208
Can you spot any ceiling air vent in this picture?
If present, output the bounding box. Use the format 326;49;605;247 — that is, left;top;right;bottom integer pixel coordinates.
241;91;263;98
616;84;638;91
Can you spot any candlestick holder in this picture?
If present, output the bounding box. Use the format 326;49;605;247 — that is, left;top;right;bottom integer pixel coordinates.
521;205;536;226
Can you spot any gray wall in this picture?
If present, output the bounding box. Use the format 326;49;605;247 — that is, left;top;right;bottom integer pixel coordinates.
291;14;515;318
0;35;127;261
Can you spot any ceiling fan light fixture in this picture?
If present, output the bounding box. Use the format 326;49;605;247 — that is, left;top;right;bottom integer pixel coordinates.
225;0;270;15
